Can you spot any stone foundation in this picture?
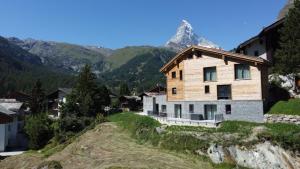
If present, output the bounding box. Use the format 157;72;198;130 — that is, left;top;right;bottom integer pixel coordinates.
264;114;300;125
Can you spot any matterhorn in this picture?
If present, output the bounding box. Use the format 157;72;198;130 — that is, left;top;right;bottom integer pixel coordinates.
165;20;220;51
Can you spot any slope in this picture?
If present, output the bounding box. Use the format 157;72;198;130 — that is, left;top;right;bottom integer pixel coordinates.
0;123;213;169
103;47;176;92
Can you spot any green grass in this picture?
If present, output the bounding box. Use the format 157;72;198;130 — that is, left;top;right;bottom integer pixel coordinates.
107;46;155;69
109;112;300;153
268;99;300;115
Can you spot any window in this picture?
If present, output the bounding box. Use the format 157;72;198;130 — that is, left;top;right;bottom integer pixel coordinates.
205;85;210;94
243;50;248;55
204;67;217;81
217;85;231;100
180;70;183;80
172;71;176;78
235;64;251;80
189;104;194;113
161;105;167;113
225;105;231;114
254;50;259;56
204;105;217;120
172;88;177;95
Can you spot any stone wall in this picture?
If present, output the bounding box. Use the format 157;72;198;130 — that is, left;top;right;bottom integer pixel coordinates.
264;114;300;125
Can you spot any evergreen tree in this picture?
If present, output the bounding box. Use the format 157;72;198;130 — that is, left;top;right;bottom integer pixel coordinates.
119;82;130;95
274;0;300;75
30;79;46;115
62;64;110;117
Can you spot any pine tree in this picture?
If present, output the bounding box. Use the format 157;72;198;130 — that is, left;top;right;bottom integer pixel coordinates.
30;79;46;115
119;82;131;96
274;0;300;75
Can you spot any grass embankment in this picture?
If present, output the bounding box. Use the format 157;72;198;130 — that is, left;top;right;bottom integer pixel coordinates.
268;99;300;115
109;112;300;155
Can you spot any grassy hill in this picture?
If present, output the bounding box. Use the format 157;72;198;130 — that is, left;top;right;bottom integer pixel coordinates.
107;46;160;69
0;123;214;169
268;99;300;115
103;47;176;92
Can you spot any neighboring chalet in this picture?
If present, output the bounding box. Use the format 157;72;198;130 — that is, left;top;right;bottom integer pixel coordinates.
143;46;269;124
236;18;284;62
236;18;300;96
47;88;72;118
119;95;142;111
0;99;24;152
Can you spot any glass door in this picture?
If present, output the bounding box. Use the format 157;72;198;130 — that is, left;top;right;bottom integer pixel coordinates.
204;105;217;120
174;104;182;118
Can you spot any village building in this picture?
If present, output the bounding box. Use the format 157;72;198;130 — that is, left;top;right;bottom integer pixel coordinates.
236;18;300;97
143;46;269;124
47;88;72;118
0;99;24;152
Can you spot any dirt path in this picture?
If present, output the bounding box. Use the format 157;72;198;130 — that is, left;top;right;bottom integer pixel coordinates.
0;123;213;169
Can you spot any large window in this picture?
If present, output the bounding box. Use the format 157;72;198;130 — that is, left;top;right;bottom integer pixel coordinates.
204;67;217;81
204;104;217;120
217;85;231;100
235;64;250;80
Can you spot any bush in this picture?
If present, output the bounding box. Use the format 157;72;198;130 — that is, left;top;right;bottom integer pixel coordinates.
160;133;209;153
25;113;53;150
268;99;300;115
37;160;63;169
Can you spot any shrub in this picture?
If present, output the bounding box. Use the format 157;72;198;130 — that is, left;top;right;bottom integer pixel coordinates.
268;99;300;115
160;133;209;153
24;113;53;150
37;160;63;169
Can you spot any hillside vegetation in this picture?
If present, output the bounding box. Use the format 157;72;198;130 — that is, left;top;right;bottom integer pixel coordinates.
268;99;300;115
109;112;300;155
0;36;75;96
103;47;176;92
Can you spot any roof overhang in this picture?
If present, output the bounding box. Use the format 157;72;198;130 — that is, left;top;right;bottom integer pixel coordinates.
160;46;269;73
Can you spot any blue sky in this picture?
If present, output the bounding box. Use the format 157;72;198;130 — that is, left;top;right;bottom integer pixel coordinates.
0;0;286;50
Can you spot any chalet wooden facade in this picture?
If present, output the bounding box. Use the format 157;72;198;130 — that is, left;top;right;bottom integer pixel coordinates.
143;46;269;123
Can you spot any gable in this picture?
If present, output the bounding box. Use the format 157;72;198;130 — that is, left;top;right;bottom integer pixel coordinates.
160;46;268;74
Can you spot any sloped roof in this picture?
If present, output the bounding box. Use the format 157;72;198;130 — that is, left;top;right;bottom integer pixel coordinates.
0;99;23;112
0;105;16;116
237;18;285;49
160;45;268;73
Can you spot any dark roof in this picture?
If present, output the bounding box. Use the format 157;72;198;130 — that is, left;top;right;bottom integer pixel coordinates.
160;45;268;73
237;18;285;49
47;88;72;99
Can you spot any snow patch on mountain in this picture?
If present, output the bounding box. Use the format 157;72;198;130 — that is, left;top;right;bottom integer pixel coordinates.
165;20;220;51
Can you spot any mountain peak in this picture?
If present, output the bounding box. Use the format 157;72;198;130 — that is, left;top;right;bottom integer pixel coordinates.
165;20;220;51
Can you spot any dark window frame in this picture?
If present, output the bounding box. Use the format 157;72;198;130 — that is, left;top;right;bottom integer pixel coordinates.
234;64;251;80
180;70;183;80
225;104;231;114
205;85;210;94
172;87;177;95
171;71;176;79
217;85;232;100
189;104;194;113
203;66;217;82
